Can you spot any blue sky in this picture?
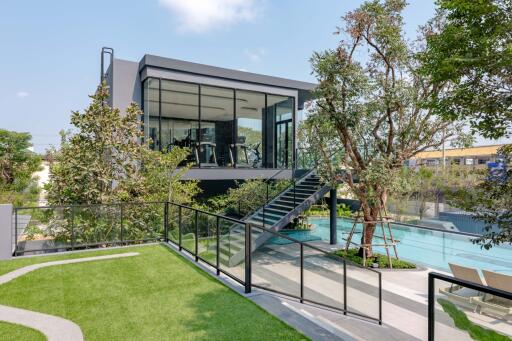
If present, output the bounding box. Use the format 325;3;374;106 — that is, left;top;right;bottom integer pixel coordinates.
1;0;507;153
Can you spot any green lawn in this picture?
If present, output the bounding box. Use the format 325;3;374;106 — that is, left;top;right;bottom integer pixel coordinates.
438;299;511;341
334;248;416;269
0;321;46;341
0;244;307;340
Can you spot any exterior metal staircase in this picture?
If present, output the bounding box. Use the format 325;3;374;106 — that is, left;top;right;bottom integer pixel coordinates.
219;170;330;267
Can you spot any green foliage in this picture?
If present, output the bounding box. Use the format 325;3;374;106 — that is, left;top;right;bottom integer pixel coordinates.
420;0;512;139
206;179;291;217
140;147;200;204
46;83;147;205
307;0;465;255
43;83;200;244
447;145;512;249
304;203;352;218
389;164;484;220
0;129;42;206
437;298;511;341
336;248;416;269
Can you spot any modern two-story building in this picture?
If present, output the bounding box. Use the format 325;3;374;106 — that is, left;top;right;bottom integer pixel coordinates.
103;48;316;193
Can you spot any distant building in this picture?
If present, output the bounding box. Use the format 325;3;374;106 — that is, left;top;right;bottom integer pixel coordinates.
409;144;507;167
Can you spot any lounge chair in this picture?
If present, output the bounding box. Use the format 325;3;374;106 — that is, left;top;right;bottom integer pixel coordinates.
439;263;485;310
472;270;512;320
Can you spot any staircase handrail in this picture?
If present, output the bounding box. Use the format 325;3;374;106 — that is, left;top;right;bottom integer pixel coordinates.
255;149;340;226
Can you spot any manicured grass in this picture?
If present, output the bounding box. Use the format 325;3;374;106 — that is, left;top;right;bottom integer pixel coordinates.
0;245;150;276
0;245;307;341
0;321;46;341
334;248;416;269
438;298;511;341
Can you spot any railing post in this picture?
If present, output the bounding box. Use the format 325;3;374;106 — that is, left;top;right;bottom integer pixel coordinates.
244;222;252;294
120;204;124;245
300;243;304;303
195;210;199;262
164;202;169;243
71;206;75;250
14;208;18;256
343;260;347;315
428;273;434;340
178;206;182;251
216;216;220;275
378;272;383;325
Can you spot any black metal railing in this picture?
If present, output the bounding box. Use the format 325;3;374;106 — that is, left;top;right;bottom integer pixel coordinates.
166;202;382;323
13;201;168;256
428;272;512;341
12;201;383;324
256;149;341;227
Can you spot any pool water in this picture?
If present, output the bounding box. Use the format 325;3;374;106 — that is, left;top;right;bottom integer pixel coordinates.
277;217;512;275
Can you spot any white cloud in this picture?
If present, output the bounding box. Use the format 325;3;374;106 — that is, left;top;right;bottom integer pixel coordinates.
16;91;29;98
245;48;266;62
237;68;248;72
159;0;261;33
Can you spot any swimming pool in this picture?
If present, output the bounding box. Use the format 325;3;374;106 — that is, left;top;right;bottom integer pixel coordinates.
277;217;512;275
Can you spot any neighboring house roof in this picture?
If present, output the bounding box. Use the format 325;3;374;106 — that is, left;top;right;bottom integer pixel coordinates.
139;54;317;91
413;144;504;159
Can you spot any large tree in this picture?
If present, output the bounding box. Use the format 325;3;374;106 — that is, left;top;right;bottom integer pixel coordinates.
46;83;198;205
307;0;466;256
420;0;512;139
421;0;512;248
0;129;42;206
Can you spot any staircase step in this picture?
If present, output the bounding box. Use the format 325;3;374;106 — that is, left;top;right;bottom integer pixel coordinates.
274;201;298;208
264;207;291;215
282;192;310;199
255;211;286;220
268;203;295;211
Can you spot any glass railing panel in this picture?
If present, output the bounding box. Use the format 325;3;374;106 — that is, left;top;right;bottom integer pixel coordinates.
218;217;245;283
302;244;344;309
432;278;512;340
73;204;120;247
197;212;217;265
167;204;180;244
345;262;380;321
121;202;164;242
14;206;73;255
180;206;197;254
252;226;301;298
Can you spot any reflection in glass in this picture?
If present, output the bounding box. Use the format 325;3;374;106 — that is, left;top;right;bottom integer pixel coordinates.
235;90;265;168
267;95;294;168
143;78;160;150
160;80;199;164
200;86;234;166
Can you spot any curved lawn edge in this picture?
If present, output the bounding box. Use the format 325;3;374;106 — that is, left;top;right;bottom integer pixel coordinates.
0;321;46;341
0;245;308;340
0;245;152;276
0;252;140;341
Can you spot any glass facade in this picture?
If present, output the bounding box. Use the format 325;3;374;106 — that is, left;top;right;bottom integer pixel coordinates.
142;77;295;168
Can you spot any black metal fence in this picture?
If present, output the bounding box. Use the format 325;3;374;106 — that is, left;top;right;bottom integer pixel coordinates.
13;201;382;324
428;272;512;341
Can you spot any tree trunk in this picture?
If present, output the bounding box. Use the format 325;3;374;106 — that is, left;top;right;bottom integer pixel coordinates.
358;200;380;258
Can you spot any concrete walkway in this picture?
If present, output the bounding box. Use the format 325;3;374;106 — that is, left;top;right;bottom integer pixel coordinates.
0;252;139;341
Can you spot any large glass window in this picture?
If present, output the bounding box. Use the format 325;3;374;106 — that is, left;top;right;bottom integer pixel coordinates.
200;86;234;167
143;78;160;150
142;77;295;169
235;90;265;168
267;95;294;168
160;80;199;163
